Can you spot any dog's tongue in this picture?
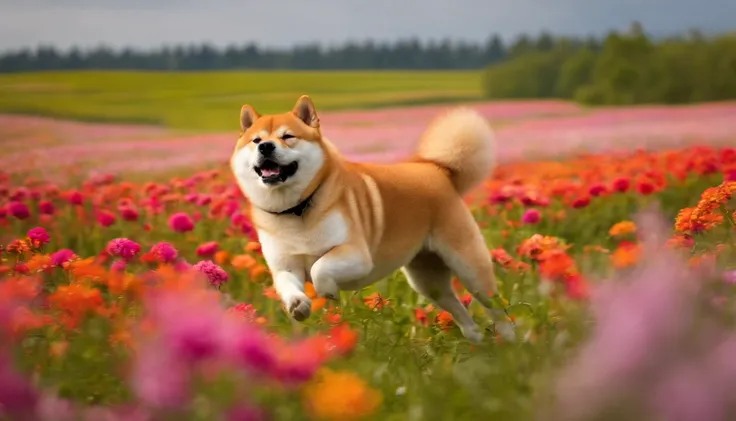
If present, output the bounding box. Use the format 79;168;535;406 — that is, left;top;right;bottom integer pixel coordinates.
261;167;280;177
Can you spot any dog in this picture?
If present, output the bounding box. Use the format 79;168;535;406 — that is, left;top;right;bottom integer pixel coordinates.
230;95;513;343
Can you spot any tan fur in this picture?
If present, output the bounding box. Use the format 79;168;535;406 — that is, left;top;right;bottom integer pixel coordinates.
230;96;514;343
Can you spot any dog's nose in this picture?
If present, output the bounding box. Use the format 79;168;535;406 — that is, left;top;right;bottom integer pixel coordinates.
258;141;275;157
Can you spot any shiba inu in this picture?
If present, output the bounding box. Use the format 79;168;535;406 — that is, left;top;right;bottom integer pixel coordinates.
230;95;513;343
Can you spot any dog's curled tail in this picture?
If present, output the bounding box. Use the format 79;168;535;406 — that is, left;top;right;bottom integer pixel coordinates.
415;107;496;195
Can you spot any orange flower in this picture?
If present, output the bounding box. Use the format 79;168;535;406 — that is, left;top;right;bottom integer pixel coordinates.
214;250;230;265
231;254;257;270
305;282;328;313
538;249;576;279
249;264;268;280
25;254;52;272
435;311;454;331
303;368;382;421
263;286;280;301
611;241;641;269
609;221;637;237
244;242;262;253
362;292;389;310
517;234;570;260
48;283;105;324
66;258;108;282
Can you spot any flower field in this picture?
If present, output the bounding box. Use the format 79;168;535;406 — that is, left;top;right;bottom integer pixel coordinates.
2;109;736;421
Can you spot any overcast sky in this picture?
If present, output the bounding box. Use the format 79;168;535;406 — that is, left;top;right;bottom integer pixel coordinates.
1;0;734;52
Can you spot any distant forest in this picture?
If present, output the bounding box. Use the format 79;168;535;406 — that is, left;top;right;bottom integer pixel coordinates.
1;31;595;72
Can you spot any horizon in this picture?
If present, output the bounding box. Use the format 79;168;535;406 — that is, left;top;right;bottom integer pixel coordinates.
1;0;735;53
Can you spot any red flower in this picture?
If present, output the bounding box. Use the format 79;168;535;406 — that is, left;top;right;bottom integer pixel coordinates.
611;177;631;193
571;196;590;209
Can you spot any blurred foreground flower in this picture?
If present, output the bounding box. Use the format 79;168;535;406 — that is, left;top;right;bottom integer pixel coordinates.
546;208;736;421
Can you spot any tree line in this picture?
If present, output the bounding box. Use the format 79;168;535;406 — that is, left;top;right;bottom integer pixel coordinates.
0;33;601;72
482;23;736;105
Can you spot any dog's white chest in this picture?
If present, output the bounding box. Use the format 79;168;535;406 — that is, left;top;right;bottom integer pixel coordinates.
263;210;348;257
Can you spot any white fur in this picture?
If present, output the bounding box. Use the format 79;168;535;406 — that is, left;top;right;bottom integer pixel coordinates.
256;210;351;313
230;138;325;213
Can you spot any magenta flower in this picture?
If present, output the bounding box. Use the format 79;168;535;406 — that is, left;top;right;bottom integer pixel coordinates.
196;241;219;258
119;206;140;222
192;260;229;287
0;354;39;419
196;194;212;206
173;259;192;272
106;238;141;261
7;201;30;220
27;227;51;245
111;260;127;273
66;190;84;205
51;249;77;267
149;242;179;264
38;200;55;215
95;209;117;227
225;403;268;421
521;209;541;224
168;212;195;233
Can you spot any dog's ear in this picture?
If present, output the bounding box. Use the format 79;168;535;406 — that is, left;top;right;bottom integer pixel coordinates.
240;105;260;131
292;95;319;128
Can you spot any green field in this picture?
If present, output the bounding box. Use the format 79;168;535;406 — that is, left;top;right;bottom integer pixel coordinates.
0;70;482;131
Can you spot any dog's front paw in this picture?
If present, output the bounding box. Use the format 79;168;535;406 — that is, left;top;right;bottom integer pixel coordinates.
285;294;312;321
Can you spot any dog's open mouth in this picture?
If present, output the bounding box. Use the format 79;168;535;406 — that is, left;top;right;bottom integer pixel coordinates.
254;159;299;184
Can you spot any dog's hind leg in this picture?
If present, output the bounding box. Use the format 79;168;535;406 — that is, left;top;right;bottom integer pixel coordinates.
429;202;516;342
402;249;484;344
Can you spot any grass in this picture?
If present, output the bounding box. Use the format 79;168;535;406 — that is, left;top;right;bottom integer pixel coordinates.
0;70;482;131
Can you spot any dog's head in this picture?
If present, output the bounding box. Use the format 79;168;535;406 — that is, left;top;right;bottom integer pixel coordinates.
230;95;328;212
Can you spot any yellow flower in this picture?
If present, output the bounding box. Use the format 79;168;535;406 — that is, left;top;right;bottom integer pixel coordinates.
303;368;382;421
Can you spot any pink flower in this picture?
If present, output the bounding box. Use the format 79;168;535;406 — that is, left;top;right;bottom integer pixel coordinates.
725;170;736;182
521;209;541;224
106;238;141;261
149;242;178;264
196;241;219;257
129;343;191;409
192;260;229;287
168;212;195;233
95;209;117;227
7;201;30;220
51;249;77;267
723;270;736;285
38;200;55;215
27;227;51;245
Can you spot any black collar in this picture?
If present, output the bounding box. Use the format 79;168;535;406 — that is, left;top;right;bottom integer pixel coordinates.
265;188;318;217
